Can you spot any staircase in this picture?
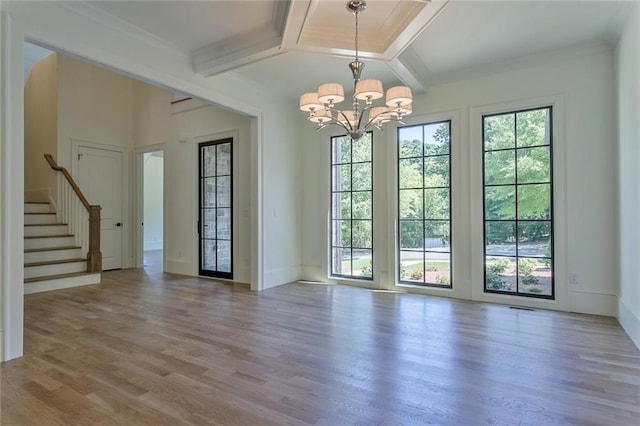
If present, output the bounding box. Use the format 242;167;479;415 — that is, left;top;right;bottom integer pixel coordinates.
24;201;101;294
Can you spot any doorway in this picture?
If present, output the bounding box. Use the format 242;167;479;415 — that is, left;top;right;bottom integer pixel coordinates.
138;149;164;272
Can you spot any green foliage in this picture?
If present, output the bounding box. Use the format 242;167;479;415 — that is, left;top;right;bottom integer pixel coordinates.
360;260;372;278
486;258;510;290
524;286;543;293
518;258;539;286
410;269;424;280
435;275;450;285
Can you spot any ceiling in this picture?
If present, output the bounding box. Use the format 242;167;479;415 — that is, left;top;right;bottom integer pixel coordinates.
34;1;635;102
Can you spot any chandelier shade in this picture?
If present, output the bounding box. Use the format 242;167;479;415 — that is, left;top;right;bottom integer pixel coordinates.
299;0;413;140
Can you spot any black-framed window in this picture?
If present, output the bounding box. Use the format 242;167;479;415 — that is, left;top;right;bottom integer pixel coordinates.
199;138;233;279
482;107;554;298
330;133;373;279
397;121;452;287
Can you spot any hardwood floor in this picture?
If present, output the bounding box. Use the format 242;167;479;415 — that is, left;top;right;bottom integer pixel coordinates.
2;269;639;425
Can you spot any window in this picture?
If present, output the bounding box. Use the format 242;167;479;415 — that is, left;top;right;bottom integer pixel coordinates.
482;107;553;298
397;121;452;287
199;138;233;279
330;133;373;279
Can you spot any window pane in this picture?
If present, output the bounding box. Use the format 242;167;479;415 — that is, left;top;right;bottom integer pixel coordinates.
518;221;551;257
203;240;217;271
332;137;351;164
424;155;449;187
216;208;231;240
485;150;515;185
517;146;550;183
332;248;352;276
425;252;451;286
217;176;231;207
424;122;450;155
399;220;423;250
203;208;216;239
518;183;550;220
217;241;231;273
398;158;423;189
331;164;351;192
332;220;351;247
203;178;216;208
202;146;216;177
352;220;372;249
484;114;515;150
216;144;231;175
352;135;372;162
518;258;552;296
485;186;515;220
485;256;516;292
485;221;516;256
351;163;371;191
331;192;351;219
425;220;449;247
352;249;372;278
399;189;423;219
424;188;449;220
517;109;550;147
399;250;424;283
398;126;423;158
352;192;371;220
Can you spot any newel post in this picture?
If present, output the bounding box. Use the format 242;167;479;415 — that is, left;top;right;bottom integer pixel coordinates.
87;205;102;272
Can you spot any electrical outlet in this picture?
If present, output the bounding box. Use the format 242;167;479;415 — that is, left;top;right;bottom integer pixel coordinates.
569;273;578;284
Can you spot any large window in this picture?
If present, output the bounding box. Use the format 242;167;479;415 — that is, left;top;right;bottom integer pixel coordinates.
397;121;452;287
199;138;233;279
330;133;373;279
482;107;554;298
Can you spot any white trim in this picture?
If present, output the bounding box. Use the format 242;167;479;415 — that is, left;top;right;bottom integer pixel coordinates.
1;12;24;361
618;297;640;350
135;143;166;270
470;94;568;311
70;139;131;269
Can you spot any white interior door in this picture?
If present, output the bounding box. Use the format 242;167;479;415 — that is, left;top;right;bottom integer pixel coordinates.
76;145;124;270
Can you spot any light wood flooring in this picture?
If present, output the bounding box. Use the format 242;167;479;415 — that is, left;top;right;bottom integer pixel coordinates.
1;268;639;425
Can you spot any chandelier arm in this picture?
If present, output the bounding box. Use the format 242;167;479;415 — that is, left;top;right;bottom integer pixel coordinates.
337;110;355;131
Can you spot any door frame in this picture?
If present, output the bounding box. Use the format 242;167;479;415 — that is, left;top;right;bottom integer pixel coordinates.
135;144;166;270
71;139;130;269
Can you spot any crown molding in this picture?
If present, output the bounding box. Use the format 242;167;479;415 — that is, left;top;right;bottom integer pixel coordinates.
387;45;430;93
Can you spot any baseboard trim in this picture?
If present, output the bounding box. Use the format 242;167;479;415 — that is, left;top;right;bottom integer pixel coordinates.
567;290;617;316
0;328;4;362
618;298;640;350
263;266;301;290
166;259;193;276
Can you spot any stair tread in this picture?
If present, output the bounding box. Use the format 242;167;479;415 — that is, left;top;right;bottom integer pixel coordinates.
25;234;74;239
24;271;99;284
25;246;81;253
25;212;56;215
24;202;50;204
25;258;86;267
25;223;68;227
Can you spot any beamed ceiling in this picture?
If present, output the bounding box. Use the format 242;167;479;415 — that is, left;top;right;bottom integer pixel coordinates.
27;0;636;101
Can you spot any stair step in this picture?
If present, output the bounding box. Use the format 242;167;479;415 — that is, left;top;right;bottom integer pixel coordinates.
24;258;87;279
24;272;101;294
24;246;83;263
25;224;69;237
24;202;51;214
24;213;57;225
24;235;75;250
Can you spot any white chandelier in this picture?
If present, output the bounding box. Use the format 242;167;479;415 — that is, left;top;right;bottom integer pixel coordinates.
299;0;413;141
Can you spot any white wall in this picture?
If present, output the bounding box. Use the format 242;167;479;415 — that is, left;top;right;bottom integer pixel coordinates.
302;46;619;316
143;152;163;251
616;3;640;349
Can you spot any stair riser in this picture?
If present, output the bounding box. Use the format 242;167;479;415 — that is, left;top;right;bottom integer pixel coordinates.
25;225;69;237
24;248;83;264
24;214;57;225
25;261;87;279
24;236;76;250
24;203;51;214
24;273;101;294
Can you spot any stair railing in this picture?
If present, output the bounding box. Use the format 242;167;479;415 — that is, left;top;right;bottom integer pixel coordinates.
44;154;102;272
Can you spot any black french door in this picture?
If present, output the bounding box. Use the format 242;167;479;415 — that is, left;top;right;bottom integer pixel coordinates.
199;138;233;279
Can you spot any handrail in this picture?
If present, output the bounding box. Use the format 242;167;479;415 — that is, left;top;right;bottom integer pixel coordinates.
44;154;91;210
44;153;102;272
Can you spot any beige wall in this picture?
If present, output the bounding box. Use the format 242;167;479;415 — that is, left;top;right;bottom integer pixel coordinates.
24;53;57;202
